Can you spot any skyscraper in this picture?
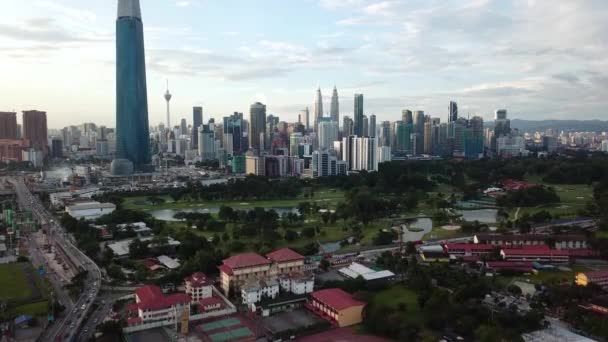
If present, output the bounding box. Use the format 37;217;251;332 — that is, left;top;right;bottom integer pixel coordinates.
318;121;339;150
22;110;48;154
192;106;203;148
354;94;364;136
362;115;369;137
413;111;425;155
249;102;267;154
164;81;172;128
402;109;413;124
299;107;310;131
449;101;458;123
369;114;376;138
379;121;391;147
314;88;323;133
113;0;150;174
224;112;244;154
0;112;17;139
180;118;188;136
330;86;339;124
343;116;354;137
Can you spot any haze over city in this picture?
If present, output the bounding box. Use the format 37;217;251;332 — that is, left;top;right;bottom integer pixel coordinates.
2;0;607;128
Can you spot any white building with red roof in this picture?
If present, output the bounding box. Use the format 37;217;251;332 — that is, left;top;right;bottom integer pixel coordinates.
185;272;213;301
219;248;305;295
133;285;191;324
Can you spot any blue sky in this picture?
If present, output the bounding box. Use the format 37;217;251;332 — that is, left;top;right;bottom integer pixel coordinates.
1;0;607;128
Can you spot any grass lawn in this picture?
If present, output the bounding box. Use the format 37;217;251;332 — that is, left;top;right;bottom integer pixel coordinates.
123;188;346;211
507;179;593;220
0;263;34;301
596;231;608;239
496;264;591;287
373;285;421;321
9;301;49;317
423;227;465;240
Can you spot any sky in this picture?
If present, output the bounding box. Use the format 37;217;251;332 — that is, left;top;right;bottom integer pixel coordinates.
1;0;607;128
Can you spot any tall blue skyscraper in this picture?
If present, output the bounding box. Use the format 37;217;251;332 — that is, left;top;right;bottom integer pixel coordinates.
353;94;364;136
192;106;203;148
112;0;150;175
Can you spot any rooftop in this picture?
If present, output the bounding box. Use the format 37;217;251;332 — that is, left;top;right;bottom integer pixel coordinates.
135;285;190;311
66;201;116;211
222;252;271;270
266;248;305;263
311;288;366;311
185;272;211;287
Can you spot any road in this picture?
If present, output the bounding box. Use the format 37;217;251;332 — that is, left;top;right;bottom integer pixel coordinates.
9;177;102;342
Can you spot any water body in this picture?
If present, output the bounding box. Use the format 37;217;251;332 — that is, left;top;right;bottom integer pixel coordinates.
149;207;300;221
456;209;498;224
400;218;433;242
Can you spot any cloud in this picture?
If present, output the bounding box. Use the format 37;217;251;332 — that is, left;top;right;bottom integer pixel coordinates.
0;19;108;43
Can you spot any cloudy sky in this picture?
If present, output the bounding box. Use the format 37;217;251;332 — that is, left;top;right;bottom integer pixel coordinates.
1;0;607;128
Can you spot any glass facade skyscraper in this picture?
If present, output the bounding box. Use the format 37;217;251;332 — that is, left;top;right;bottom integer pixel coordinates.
113;0;150;174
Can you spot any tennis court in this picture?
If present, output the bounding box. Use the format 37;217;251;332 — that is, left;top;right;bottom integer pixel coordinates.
208;327;254;342
201;317;241;332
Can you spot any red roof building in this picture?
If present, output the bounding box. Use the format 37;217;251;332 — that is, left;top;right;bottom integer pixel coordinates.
134;285;191;324
444;243;498;258
500;245;570;263
185;272;213;301
219;248;305;296
485;261;534;273
576;270;608;289
308;288;366;327
474;233;589;250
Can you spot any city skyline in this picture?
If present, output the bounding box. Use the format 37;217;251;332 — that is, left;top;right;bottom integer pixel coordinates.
1;0;608;127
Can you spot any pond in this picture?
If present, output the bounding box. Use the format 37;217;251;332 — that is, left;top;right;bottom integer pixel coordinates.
399;217;433;242
456;209;498;224
149;207;300;221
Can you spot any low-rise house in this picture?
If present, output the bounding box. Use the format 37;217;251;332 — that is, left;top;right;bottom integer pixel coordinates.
307;288;366;327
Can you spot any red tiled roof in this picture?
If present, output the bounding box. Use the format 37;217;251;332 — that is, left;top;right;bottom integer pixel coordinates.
502;246;570;256
135;285;191;311
185;272;211;287
444;243;497;252
311;288;366;311
218;264;234;275
222;252;271;270
476;233;587;242
266;248;305;263
198;297;224;311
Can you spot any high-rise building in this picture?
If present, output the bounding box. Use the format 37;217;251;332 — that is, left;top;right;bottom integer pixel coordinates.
51;138;63;158
424;121;432;154
413;111;425;155
314;88;323;133
402;109;413;124
164;81;172;128
180;118;188;136
354;94;364;136
343;116;354;137
224;112;244;154
379;121;391;147
395;121;413;154
493;109;511;152
318;121;339;150
330;86;339;124
113;0;151;174
198;124;216;160
249;102;267;154
449;101;458;123
362;115;369;137
312;150;346;178
369;114;376;138
289;132;303;157
299;107;310;131
464;116;484;160
22;110;48;154
192;106;203;148
0;112;17;139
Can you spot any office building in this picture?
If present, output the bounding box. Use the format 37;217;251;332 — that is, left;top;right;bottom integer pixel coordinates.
249;102;266;154
0;112;17;139
330;86;339;124
224;112;244;154
379;121;391;147
264;155;289;178
343;116;354;137
245;153;265;176
289;132;303;157
318;121;339;150
395;121;413;154
369;114;376;138
113;0;151;174
354;94;364;136
449;101;458;122
299;107;310;131
192;106;203;148
314;88;323;133
402;109;413;124
198;124;216;161
311;150;346;178
22;110;48;154
362;115;369;137
377;146;391;163
51;138;63;158
497;135;526;157
424;121;432;154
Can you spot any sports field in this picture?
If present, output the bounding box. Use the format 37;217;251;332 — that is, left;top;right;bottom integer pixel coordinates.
0;263;36;301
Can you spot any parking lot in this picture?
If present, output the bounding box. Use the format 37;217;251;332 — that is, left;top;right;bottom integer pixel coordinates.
262;309;326;336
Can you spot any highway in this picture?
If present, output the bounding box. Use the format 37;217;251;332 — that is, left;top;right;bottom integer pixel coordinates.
9;177;102;342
